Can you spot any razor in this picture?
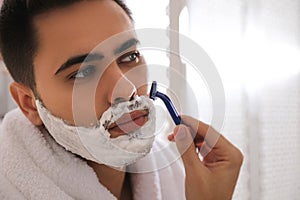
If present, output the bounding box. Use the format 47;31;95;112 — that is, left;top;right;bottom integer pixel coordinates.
149;81;181;125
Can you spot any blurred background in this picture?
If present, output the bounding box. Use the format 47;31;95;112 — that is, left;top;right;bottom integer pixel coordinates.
0;54;16;118
126;0;300;199
1;0;300;199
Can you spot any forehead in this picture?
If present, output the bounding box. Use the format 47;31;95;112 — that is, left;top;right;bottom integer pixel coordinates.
33;0;133;74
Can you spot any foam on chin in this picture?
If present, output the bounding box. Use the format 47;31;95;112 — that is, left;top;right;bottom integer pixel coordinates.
36;96;156;167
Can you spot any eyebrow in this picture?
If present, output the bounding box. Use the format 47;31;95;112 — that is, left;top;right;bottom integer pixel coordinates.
55;53;104;75
114;38;140;55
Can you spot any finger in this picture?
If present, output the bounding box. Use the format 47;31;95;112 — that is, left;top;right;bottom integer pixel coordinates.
180;116;244;169
200;142;219;164
174;125;205;170
181;115;222;151
180;115;209;138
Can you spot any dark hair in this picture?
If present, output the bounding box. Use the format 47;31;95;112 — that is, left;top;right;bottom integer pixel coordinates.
0;0;132;93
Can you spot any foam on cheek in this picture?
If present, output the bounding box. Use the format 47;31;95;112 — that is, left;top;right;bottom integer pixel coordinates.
87;95;156;152
36;96;156;167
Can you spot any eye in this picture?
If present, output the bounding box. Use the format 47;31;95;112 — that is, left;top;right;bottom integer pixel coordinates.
117;50;141;64
69;65;96;80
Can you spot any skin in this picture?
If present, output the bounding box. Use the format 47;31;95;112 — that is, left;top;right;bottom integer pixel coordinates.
168;116;243;200
9;0;243;199
11;0;144;198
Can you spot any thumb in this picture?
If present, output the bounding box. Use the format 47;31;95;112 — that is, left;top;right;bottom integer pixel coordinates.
174;125;203;168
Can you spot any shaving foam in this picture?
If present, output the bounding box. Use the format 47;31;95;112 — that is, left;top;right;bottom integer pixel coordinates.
36;96;156;168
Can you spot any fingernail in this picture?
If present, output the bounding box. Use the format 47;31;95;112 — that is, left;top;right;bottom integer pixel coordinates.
168;134;175;141
175;127;186;141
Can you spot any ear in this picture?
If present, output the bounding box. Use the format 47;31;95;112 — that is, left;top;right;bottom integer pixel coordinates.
9;82;43;126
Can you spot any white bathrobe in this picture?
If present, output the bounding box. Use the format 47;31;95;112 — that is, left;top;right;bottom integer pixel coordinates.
0;109;185;200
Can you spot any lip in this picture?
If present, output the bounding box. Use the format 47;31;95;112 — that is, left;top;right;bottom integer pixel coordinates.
108;109;149;138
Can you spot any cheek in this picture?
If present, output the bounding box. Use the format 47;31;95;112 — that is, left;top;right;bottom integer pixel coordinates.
94;94;110;120
36;76;74;123
36;73;106;125
94;79;111;120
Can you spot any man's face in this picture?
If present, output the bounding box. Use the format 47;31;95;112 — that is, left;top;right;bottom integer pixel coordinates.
33;0;148;134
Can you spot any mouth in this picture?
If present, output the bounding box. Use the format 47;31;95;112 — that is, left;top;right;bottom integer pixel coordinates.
108;109;149;138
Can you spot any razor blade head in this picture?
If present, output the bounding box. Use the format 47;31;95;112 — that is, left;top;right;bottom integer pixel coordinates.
149;81;157;100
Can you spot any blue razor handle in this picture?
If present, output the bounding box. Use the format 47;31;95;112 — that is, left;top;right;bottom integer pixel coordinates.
149;81;182;125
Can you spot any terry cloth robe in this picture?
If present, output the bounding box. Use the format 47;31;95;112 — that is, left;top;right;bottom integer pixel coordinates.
0;109;185;200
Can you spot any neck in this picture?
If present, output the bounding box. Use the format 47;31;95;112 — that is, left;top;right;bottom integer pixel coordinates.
87;161;126;199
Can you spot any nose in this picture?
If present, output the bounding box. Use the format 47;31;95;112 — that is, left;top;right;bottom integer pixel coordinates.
108;70;137;105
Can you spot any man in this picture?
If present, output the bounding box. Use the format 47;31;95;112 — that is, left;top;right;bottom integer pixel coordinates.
0;0;243;199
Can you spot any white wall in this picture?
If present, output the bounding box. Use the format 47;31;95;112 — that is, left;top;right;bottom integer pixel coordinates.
188;0;300;199
127;0;300;199
0;62;16;118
